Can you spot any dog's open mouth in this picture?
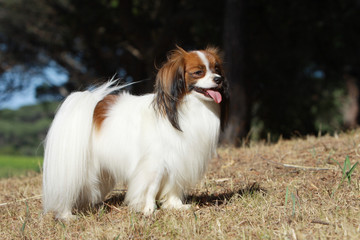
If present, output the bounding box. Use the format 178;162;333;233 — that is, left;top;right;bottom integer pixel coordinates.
193;87;222;103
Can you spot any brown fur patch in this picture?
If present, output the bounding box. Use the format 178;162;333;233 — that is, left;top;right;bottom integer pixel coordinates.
184;52;206;87
93;95;118;130
201;47;224;75
184;52;204;71
153;48;187;131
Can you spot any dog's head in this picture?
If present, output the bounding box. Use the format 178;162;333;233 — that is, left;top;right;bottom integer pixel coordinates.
154;46;229;131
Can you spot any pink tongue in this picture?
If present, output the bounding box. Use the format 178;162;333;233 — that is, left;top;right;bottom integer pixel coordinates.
206;90;222;103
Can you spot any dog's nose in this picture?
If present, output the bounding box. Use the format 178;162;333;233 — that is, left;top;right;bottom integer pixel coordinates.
214;76;223;84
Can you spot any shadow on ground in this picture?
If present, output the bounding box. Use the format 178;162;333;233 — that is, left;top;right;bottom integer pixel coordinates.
187;182;266;207
99;182;266;211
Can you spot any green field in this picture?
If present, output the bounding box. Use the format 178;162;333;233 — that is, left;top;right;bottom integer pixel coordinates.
0;155;43;178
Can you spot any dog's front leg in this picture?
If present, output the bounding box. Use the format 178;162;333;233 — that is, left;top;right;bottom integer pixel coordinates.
161;187;191;210
142;169;164;215
125;166;165;215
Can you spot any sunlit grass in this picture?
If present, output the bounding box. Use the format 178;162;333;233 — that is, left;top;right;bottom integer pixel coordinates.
0;155;43;178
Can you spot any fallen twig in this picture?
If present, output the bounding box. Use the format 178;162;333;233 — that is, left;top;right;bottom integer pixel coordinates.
103;202;122;213
311;220;331;225
214;178;231;183
266;159;332;171
0;195;42;207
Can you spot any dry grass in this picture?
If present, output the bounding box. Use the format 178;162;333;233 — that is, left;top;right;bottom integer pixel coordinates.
1;130;360;239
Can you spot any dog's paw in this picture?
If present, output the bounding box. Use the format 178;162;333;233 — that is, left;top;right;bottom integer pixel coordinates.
161;197;191;210
142;204;156;216
56;212;76;222
177;204;191;210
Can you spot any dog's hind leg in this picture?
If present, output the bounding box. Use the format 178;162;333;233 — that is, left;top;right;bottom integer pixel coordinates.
98;169;116;201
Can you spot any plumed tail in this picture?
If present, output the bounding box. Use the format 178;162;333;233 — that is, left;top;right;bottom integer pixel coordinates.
42;80;124;217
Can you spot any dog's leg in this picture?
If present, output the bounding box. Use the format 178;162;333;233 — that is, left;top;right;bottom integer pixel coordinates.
125;168;164;215
142;171;164;216
56;210;76;221
161;187;191;210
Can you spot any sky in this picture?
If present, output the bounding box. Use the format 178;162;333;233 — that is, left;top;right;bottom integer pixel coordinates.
0;62;68;110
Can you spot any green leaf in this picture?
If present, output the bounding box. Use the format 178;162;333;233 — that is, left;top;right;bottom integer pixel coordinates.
285;186;289;207
291;193;296;216
346;161;359;184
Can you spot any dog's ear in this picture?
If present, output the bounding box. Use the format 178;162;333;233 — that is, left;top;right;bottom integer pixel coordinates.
154;47;187;131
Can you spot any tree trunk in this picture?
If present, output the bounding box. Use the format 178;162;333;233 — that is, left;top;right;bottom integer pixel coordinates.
343;72;359;129
222;0;250;146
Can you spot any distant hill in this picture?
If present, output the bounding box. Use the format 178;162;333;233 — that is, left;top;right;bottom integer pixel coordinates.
0;102;59;156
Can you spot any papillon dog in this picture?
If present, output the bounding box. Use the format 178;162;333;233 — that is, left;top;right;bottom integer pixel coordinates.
43;46;229;220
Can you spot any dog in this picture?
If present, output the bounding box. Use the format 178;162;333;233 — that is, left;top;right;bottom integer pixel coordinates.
42;46;229;220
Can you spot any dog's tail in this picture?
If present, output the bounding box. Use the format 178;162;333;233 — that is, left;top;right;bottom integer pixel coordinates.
42;80;124;219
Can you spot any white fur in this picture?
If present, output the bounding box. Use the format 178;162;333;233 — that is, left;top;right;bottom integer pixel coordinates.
43;80;221;220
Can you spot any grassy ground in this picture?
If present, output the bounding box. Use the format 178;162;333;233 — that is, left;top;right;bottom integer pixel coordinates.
1;130;360;239
0;155;43;179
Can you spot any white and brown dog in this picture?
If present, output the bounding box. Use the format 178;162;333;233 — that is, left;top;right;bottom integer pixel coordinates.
43;46;229;220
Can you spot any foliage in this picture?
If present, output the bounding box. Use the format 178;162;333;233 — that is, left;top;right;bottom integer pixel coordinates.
244;0;360;139
0;0;224;94
0;102;58;156
1;0;360;141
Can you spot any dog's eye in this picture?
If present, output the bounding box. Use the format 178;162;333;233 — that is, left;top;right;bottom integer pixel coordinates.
193;70;204;76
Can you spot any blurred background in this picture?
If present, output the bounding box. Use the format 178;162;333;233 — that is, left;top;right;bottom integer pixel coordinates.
1;0;360;157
